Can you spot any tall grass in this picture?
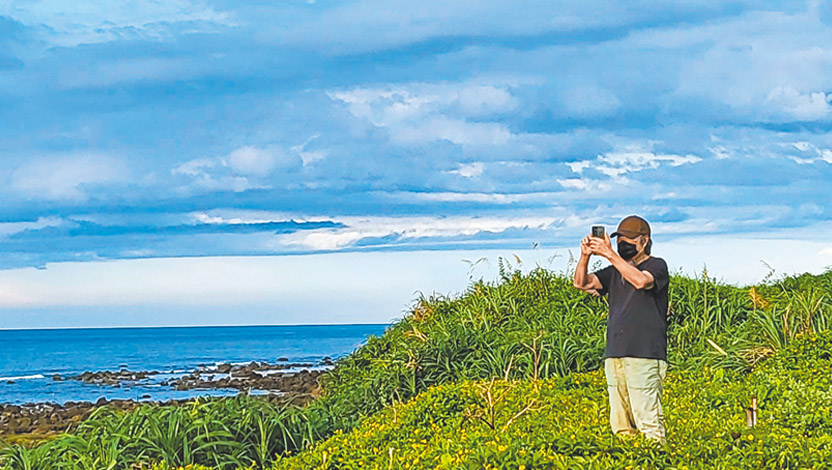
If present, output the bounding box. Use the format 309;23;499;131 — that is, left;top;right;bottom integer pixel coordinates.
0;397;323;470
3;262;832;469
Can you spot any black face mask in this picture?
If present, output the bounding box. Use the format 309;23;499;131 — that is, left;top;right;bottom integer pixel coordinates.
617;240;638;260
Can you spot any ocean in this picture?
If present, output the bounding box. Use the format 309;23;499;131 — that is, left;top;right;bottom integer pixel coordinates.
0;324;388;405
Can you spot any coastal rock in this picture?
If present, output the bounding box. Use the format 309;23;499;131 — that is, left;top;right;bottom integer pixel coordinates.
55;358;334;401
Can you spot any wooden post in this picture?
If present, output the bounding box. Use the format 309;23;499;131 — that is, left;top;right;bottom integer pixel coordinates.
745;396;757;427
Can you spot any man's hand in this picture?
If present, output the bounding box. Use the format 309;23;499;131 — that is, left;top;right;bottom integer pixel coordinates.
589;232;615;260
580;235;594;258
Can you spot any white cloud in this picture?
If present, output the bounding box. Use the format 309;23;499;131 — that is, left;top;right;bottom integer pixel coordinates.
172;157;253;193
171;144;304;193
785;141;832;165
448;162;484;178
272;215;559;251
171;158;218;177
792;142;814;152
765;86;831;121
708;145;731;160
600;150;702;169
329;82;517;123
228;146;276;177
189;209;323;225
565;146;703;182
11;155;127;202
557;178;613;192
663;7;832;123
290;134;328;167
190;210;333;226
456;85;515;117
328;81;517;147
566;160;592;174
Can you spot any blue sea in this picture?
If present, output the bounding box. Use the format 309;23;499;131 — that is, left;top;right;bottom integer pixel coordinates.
0;324;387;405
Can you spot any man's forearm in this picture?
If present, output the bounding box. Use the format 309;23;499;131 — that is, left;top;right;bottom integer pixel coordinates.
608;253;652;289
573;254;590;288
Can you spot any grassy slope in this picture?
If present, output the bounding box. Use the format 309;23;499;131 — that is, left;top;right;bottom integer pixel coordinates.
275;332;832;469
272;265;832;469
3;263;832;469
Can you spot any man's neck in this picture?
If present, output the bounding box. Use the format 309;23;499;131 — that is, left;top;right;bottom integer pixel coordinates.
629;253;650;266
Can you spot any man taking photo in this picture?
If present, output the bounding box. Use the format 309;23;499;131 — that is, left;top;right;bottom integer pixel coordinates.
572;215;670;445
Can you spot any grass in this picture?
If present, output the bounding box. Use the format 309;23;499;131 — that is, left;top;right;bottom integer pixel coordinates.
2;260;832;469
274;331;832;469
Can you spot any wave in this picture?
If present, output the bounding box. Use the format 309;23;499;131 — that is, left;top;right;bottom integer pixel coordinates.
0;374;45;381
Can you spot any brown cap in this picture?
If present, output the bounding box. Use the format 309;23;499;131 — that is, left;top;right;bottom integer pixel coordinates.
611;215;650;238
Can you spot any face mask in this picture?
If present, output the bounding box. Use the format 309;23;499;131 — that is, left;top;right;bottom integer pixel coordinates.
617;240;638;260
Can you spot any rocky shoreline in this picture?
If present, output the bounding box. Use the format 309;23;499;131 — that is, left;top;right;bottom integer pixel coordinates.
55;358;333;393
1;360;331;443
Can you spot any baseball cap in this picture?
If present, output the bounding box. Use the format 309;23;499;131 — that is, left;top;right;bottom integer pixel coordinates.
611;215;650;238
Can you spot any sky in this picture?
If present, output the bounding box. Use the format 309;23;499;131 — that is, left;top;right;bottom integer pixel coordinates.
1;1;832;328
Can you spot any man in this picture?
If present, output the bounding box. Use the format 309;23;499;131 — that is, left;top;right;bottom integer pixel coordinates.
572;215;670;445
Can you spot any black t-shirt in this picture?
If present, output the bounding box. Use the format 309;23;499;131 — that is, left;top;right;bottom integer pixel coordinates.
594;256;670;361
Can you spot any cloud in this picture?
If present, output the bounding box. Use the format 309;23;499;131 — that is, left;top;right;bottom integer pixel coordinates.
328;81;517;147
0;217;64;238
765;86;832;121
393;117;511;146
272;215;560;251
291;134;328;167
785;141;832;165
663;7;832;124
4;0;234;46
566;145;703;182
557;178;613;192
171;145;305;193
171;158;219;177
282;0;755;55
10;155;127;202
329;82;517;123
171;158;253;193
378;190;558;204
228;146;276;177
600;150;703;169
448;162;484;178
4;0;832;281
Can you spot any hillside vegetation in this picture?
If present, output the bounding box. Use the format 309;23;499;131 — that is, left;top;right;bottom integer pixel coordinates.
2;260;832;469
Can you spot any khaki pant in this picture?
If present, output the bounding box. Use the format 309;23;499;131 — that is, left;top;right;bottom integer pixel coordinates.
604;357;667;444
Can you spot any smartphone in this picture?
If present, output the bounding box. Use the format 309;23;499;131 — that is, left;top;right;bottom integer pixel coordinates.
591;226;605;238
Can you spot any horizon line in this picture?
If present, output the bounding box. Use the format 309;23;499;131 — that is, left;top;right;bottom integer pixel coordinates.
0;322;392;332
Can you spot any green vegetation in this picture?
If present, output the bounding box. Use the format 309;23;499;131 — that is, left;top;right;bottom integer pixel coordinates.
3;260;832;469
275;332;832;469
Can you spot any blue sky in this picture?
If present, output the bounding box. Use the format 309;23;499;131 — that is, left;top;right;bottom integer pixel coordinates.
2;1;832;327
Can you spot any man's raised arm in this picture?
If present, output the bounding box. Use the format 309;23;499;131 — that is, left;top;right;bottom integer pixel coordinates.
573;235;602;293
